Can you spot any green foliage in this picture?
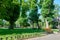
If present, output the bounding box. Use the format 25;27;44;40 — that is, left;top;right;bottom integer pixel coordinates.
29;10;39;23
29;0;39;23
16;0;30;27
28;0;37;10
41;0;54;18
20;0;29;18
39;0;55;29
53;4;60;18
17;18;30;27
0;0;58;29
0;0;20;29
39;0;44;8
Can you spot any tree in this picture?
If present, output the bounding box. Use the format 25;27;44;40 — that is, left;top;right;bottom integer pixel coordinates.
17;18;30;27
20;0;29;27
20;0;29;17
40;0;55;33
0;0;20;29
53;4;60;18
38;0;44;8
15;0;29;28
28;0;40;29
52;4;60;29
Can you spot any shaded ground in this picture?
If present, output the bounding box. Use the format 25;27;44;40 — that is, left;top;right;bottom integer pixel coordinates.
25;33;60;40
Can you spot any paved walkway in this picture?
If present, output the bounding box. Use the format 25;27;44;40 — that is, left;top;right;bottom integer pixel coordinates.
25;33;60;40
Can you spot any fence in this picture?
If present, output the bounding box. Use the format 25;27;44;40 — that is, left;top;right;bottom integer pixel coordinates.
0;33;45;40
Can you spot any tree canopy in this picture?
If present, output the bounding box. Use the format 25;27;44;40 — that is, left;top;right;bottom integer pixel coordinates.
0;0;20;29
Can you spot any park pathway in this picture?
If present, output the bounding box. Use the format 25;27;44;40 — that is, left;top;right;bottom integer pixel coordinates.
24;33;60;40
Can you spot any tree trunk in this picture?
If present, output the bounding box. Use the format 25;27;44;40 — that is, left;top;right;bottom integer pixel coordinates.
32;23;34;29
45;19;53;34
9;22;14;29
31;22;35;29
45;19;49;29
37;22;40;29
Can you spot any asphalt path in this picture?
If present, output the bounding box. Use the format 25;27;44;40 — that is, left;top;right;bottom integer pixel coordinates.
25;33;60;40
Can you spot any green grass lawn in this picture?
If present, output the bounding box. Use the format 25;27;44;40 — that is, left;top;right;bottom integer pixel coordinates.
0;28;45;35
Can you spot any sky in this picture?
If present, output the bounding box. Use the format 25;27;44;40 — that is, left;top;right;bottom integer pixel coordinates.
54;0;60;14
54;0;60;6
